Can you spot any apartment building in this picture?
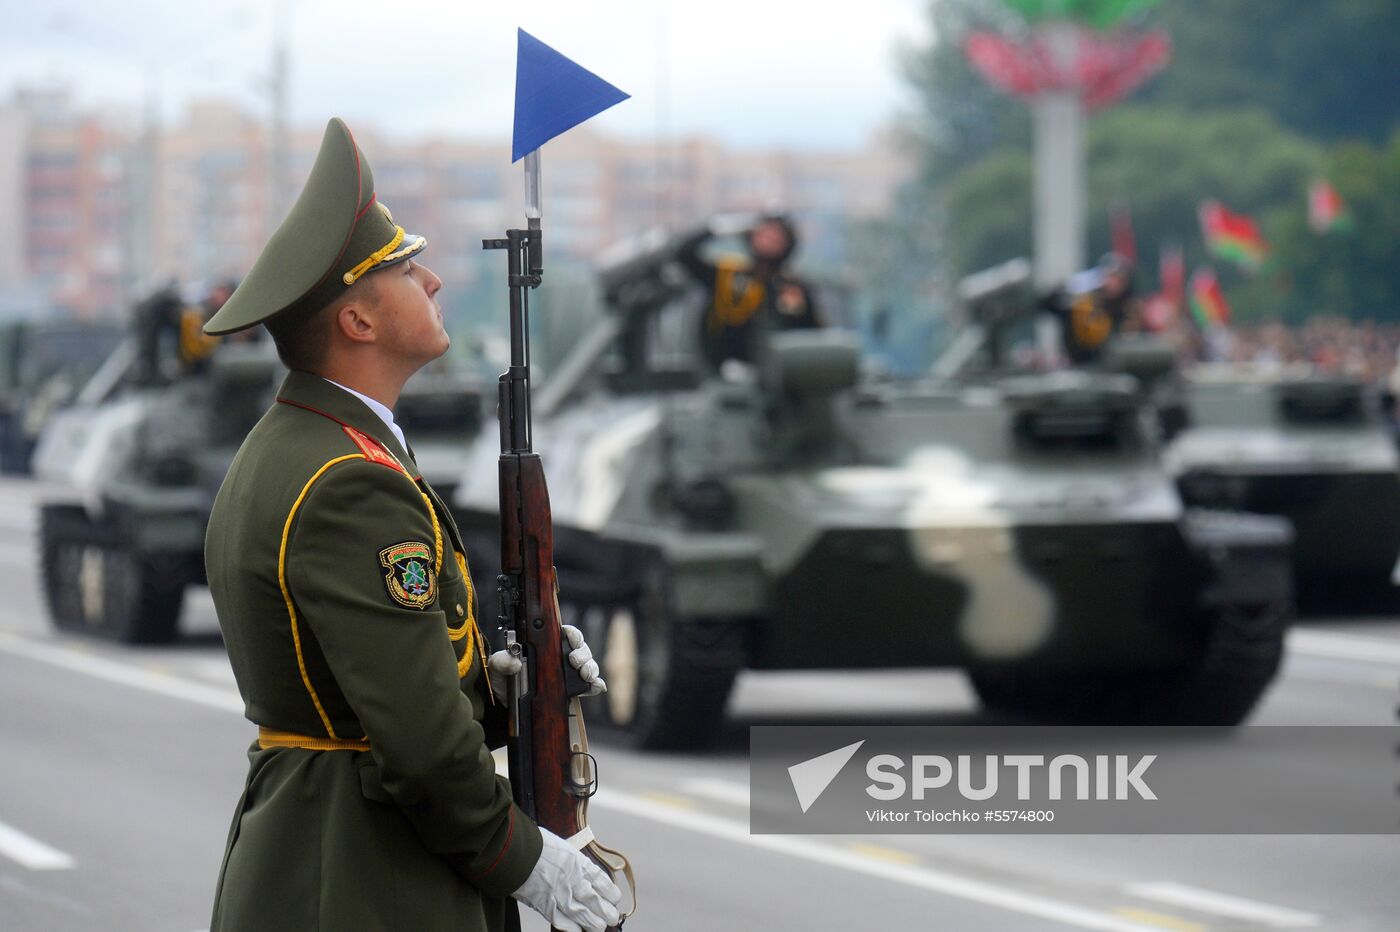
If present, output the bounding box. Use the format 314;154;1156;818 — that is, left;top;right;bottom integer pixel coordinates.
0;91;910;318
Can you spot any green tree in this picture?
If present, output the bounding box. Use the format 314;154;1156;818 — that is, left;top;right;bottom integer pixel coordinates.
1145;0;1400;145
943;107;1322;319
899;0;1028;188
1268;132;1400;321
894;0;1399;325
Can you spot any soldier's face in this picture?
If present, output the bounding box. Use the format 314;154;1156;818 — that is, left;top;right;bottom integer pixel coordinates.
377;259;449;364
750;221;791;261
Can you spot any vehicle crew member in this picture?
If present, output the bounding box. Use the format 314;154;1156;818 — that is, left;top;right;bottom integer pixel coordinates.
677;213;823;370
178;278;239;375
1041;252;1143;365
202;117;622;932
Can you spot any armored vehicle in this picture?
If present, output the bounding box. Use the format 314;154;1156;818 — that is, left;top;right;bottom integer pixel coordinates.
36;335;284;643
1166;365;1400;609
0;318;123;473
451;238;1294;749
35;310;483;644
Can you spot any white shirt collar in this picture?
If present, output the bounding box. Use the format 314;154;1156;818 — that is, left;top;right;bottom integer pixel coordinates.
324;378;407;452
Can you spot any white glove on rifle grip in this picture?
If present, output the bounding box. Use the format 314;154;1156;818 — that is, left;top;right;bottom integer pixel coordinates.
561;623;607;696
488;624;607;697
512;829;623;932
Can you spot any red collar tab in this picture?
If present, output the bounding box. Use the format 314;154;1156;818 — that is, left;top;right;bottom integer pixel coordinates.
342;425;406;474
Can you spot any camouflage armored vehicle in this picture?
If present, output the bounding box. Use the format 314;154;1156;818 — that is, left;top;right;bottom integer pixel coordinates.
0;317;123;473
35;304;484;644
451;237;1294;749
1166;364;1400;609
35;335;284;643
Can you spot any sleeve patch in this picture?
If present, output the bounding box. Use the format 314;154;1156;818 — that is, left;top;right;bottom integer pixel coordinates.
380;541;437;608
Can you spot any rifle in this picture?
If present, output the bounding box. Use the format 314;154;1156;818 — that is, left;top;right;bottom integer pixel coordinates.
485;150;634;930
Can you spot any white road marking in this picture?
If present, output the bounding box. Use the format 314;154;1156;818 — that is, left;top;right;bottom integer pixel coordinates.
0;632;243;714
679;777;751;808
592;788;1164;932
187;657;239;686
0;541;34;568
0;820;75;870
1288;628;1400;669
0;512;35;531
1126;881;1319;928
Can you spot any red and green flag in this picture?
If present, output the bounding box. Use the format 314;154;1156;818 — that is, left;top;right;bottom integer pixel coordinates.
1110;202;1137;263
1308;179;1351;234
1188;267;1230;329
1198;200;1268;272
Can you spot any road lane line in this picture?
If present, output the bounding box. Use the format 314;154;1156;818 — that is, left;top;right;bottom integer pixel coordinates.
679;777;750;807
591;788;1165;932
0;820;75;870
1111;907;1204;931
0;542;33;568
1288;629;1400;668
0;633;243;714
1126;881;1319;928
640;791;697;810
846;842;920;866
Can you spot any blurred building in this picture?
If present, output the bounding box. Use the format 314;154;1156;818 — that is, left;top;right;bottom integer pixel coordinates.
0;90;910;318
0;88;131;317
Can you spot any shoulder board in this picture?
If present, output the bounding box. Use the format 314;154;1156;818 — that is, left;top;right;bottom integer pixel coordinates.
342;425;407;474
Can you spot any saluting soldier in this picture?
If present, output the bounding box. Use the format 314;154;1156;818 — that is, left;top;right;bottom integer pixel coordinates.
202;118;622;932
1041;252;1143;366
676;213;824;371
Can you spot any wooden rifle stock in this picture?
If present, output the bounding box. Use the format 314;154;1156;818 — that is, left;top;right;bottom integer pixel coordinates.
498;451;582;833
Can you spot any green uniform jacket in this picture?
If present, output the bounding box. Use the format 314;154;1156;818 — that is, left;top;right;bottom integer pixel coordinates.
206;370;541;931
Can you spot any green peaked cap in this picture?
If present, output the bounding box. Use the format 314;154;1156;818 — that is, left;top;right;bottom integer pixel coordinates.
204;117;426;335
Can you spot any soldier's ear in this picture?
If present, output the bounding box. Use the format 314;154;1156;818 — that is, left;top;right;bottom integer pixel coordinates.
333;302;378;345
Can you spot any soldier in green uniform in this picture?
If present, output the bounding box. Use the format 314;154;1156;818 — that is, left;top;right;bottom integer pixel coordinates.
202;118;622;932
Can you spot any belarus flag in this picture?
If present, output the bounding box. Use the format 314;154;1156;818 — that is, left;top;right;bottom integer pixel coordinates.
1189;267;1231;329
1308;180;1350;234
1199;200;1268;272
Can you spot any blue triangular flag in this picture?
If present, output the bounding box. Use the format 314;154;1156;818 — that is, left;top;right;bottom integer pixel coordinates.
512;29;630;162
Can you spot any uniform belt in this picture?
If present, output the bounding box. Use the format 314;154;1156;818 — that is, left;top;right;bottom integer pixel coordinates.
257;726;371;752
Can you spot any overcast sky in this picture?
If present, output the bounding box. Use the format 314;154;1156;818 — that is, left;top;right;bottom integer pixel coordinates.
1;0;930;149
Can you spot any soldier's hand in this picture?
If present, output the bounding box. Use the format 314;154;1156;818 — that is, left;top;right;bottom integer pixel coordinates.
562;624;606;696
709;211;761;237
512;829;622;932
487;649;522;677
488;627;606;696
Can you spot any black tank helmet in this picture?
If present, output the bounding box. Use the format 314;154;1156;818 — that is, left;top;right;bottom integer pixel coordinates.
746;212;799;267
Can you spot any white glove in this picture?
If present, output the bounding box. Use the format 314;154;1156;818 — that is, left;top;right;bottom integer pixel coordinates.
512;829;623;932
487;625;607;697
562;624;606;697
709;211;761;237
487;648;522;677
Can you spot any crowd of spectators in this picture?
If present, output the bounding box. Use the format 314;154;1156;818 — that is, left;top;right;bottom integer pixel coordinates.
1180;317;1400;387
